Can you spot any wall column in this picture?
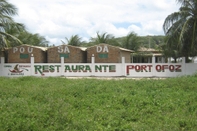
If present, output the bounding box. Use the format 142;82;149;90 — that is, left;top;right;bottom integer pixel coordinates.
182;57;186;76
31;54;34;76
61;57;64;76
121;57;126;76
91;54;95;76
0;57;5;76
152;55;156;77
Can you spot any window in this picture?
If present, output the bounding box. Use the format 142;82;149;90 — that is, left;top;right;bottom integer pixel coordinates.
59;54;69;58
98;54;108;58
20;54;29;59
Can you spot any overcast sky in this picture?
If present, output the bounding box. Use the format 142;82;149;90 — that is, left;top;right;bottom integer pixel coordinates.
9;0;180;46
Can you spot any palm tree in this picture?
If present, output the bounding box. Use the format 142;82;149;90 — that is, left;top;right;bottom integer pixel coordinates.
0;0;24;49
122;32;141;51
162;35;182;63
61;35;83;46
90;32;119;45
3;23;26;47
17;31;49;47
163;0;197;62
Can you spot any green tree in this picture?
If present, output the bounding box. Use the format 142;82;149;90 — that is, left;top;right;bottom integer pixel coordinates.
122;32;141;51
163;0;197;62
17;31;49;47
162;35;182;63
62;35;83;46
3;24;48;47
0;0;24;49
90;32;119;46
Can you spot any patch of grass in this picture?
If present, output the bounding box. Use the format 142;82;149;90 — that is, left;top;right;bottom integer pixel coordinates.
0;76;197;130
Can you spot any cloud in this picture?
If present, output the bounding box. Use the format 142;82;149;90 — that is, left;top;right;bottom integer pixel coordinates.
9;0;180;45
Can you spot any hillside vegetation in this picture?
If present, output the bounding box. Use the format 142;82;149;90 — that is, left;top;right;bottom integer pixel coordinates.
116;35;165;49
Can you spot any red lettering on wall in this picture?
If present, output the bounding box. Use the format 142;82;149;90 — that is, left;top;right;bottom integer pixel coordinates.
175;65;182;72
126;65;134;75
126;65;152;75
156;65;162;72
155;65;182;72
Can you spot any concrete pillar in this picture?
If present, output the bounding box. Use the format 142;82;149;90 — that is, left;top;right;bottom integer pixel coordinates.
121;57;126;76
0;57;5;76
182;57;186;76
61;57;64;76
91;54;95;76
168;57;171;63
152;55;156;77
30;54;34;76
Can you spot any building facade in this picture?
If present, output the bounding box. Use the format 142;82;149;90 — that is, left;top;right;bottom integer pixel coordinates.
87;44;134;63
7;45;47;63
47;45;87;63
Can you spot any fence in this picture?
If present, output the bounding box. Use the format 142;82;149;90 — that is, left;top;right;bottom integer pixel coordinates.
0;55;197;77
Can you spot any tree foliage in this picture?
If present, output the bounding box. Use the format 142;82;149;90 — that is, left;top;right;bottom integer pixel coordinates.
90;32;120;46
62;35;83;46
122;32;141;51
0;0;25;49
163;0;197;61
17;31;49;47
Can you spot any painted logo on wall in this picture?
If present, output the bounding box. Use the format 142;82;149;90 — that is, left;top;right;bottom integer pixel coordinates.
5;64;30;76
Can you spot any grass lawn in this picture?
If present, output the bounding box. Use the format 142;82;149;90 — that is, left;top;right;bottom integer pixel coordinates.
0;76;197;130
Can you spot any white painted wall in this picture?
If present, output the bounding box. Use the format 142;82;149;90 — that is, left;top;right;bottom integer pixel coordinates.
1;56;197;77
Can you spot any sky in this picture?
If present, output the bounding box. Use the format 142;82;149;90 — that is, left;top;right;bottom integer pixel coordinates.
9;0;180;46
